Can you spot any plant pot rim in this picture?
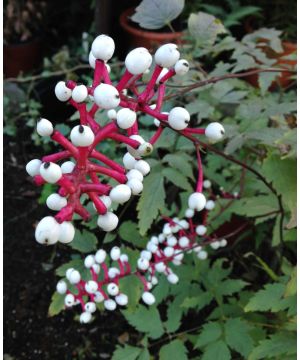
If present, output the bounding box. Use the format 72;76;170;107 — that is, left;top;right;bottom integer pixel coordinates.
4;36;43;48
119;7;183;40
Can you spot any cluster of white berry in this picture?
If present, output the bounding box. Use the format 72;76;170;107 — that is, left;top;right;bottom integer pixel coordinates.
26;34;226;247
55;177;232;323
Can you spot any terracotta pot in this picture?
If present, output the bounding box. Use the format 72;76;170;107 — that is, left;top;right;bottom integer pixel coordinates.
244;41;296;90
4;37;43;78
119;8;183;50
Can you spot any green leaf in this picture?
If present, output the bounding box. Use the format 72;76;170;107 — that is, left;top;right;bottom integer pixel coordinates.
195;322;222;349
159;339;188;360
48;292;65;317
137;349;150;360
68;229;98;253
163;153;194;179
122;305;164;339
181;292;213;311
112;345;143;360
244;283;286;312
55;258;90;280
249;332;296;360
163;167;192;192
262;155;296;215
258;72;278;95
119;221;147;248
119;275;143;311
201;340;231;360
164;299;183;333
137;169;166;235
224;318;254;357
285;267;296;297
216;279;248;297
188;12;226;46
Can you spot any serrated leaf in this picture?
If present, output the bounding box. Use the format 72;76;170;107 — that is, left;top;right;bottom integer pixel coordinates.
119;275;143;311
181;292;213;311
119;221;147;248
137;349;150;360
216;279;248;296
159;339;188;360
131;0;184;30
48;292;65;317
201;340;231;360
122;305;164;339
194;322;222;348
249;332;296;360
163;168;192;192
163;153;194;179
164;299;183;333
258;72;278;95
68;229;98;253
244;283;285;312
224;318;254;357
112;345;142;360
137;169;166;235
188;12;226;46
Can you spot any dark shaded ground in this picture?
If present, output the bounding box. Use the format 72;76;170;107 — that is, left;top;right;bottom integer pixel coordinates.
3;131;133;360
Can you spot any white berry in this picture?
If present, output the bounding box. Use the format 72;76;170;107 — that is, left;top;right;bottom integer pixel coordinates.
61;161;75;174
127;169;144;182
104;299;117;311
196;225;207;236
46;193;67;211
123;152;137;170
40;162;62;184
107;283;119;296
37;118;53;137
94;83;120;109
110;246;121;261
85;280;98;294
116;108;136;129
205;200;215;210
88;51;96;69
69;269;81;284
70;125;95;147
35;216;60;245
125;47;152;75
84;255;95;268
220;239;227;247
126;135;145;158
185;208;194;218
99;195;112;209
174;59;189;75
97;212;118;232
142;291;155;305
56;280;67;294
179;236;189;248
154;43;180;68
137;258;150;271
115;293;128;306
95;249;106;263
203;180;211;189
85;302;97;313
109;184;131;204
134;160;150;175
127;178;143;195
205;122;225;142
26;159;42;177
188;192;206;211
164;246;174;257
65;294;75;307
58;222;75;244
55;81;72;102
210;241;220;250
168;107;190;130
155;262;166;272
91;34;115;61
167;273;179;284
71;84;88;103
80;311;92;323
197;251;208;260
140;250;152;261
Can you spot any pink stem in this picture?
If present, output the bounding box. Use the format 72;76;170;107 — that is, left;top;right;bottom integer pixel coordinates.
78;104;88;125
89;103;99;117
118;260;125;276
101;263;109;281
116;69;134;91
42;150;71;163
51;131;79;158
77;147;89;168
195;146;203;193
184;128;206;135
80;183;111;194
135;272;149;291
149;126;164;145
57;176;76;194
88;163;127;183
108;133;140;148
33;175;46;186
92;122;118;148
90;150;125;173
93;60;105;88
88;192;107;214
159;69;176;83
138;65;162;102
55;204;74;223
74;203;91;221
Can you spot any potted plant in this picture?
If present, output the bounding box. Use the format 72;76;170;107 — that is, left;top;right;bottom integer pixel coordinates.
119;0;185;49
4;0;47;77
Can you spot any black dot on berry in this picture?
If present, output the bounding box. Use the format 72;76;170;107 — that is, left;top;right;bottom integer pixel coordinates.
184;119;189;124
183;62;189;67
79;125;84;133
221;130;224;134
115;95;120;99
44;162;50;169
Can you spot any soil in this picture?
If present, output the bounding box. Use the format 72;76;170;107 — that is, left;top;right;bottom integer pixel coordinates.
3;128;134;360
